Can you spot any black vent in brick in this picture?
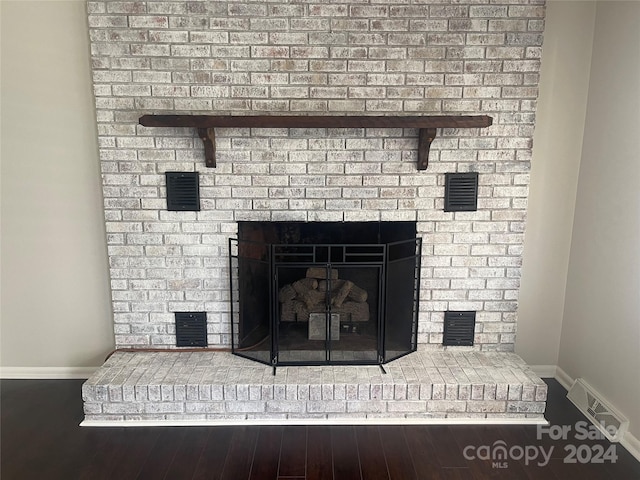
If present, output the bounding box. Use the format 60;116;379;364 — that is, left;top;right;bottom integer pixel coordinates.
175;312;207;347
444;172;478;212
443;311;476;346
166;172;200;211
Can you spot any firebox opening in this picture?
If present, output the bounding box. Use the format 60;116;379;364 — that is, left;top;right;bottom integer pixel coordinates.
230;222;421;367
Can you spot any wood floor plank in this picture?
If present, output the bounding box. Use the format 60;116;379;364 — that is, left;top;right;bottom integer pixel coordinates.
220;426;259;480
379;426;418;480
1;381;80;476
94;428;163;480
78;431;132;480
1;398;61;475
40;382;116;479
192;426;234;480
438;467;475;479
463;425;531;480
250;426;284;480
454;425;532;480
2;379;639;480
543;381;584;424
442;424;494;480
307;426;333;480
497;425;560;480
331;426;362;480
404;426;446;480
355;426;390;480
134;427;188;479
603;444;640;480
164;427;211;479
547;457;615;480
38;428;103;479
493;426;542;480
278;425;307;478
422;426;470;469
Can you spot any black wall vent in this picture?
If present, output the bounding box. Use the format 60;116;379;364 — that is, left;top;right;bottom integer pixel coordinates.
175;312;207;347
444;172;478;212
166;172;200;211
443;311;476;346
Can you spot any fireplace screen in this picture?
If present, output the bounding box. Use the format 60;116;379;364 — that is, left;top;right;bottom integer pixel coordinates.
229;222;421;367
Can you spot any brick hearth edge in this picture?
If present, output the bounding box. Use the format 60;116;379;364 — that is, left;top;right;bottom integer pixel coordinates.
82;347;547;425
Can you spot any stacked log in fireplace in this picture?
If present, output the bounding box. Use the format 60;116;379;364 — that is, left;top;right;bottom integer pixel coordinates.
278;267;370;326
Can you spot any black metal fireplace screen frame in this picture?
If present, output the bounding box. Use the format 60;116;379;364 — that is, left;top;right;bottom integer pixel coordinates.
229;237;422;368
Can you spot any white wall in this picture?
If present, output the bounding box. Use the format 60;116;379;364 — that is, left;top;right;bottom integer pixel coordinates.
0;1;114;369
558;0;640;440
516;0;595;366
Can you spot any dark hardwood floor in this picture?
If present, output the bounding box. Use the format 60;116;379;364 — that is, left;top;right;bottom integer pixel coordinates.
1;378;638;479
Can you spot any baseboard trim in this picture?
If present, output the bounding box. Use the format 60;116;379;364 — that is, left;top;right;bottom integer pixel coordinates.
529;364;557;378
0;367;98;379
554;365;574;391
81;417;548;428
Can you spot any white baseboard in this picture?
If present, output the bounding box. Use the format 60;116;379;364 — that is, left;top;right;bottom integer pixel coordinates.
529;364;557;378
0;366;98;379
554;365;574;391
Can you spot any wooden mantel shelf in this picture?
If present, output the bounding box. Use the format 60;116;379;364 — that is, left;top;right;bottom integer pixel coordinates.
138;114;493;170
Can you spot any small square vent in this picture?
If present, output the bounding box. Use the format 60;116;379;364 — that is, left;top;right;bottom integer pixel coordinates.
444;172;478;212
175;312;207;347
443;311;476;346
166;171;200;211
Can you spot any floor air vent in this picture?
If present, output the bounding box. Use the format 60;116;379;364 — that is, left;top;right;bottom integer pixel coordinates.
175;312;207;347
444;172;478;212
166;172;200;211
443;311;476;346
567;378;628;442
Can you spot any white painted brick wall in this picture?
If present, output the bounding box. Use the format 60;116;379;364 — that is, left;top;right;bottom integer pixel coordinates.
87;0;546;352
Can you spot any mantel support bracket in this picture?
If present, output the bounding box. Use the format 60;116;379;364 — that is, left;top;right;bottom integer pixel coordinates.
198;128;216;168
199;126;437;170
139;115;493;171
418;128;437;171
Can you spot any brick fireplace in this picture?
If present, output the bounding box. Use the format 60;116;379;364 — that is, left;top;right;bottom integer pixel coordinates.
83;0;548;424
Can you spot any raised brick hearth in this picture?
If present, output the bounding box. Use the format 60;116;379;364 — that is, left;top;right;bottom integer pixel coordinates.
82;348;546;425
